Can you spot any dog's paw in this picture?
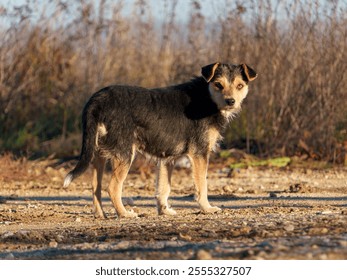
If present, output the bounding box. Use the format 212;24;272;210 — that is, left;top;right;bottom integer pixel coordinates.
94;211;107;219
158;207;177;216
118;209;138;219
201;206;222;214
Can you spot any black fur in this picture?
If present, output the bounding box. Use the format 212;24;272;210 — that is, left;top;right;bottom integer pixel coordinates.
65;77;229;183
63;62;258;218
64;60;260;187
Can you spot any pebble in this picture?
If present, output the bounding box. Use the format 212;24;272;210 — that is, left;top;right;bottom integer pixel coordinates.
28;204;38;209
284;224;295;232
17;230;30;237
223;185;234;193
258;241;273;249
316;211;333;215
246;189;257;194
123;197;134;206
116;241;130;250
269;192;277;198
196;249;212;260
55;235;64;242
45;167;55;175
58;168;66;175
78;242;93;250
306;169;313;175
98;243;110;250
34;169;42;176
179;232;192;241
2;231;14;238
308;227;329;235
230;226;252;237
52;177;61;182
49;240;58;248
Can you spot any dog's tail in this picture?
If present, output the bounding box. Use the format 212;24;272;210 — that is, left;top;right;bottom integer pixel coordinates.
63;106;97;187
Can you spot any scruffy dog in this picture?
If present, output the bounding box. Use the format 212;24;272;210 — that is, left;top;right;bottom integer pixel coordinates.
64;62;257;218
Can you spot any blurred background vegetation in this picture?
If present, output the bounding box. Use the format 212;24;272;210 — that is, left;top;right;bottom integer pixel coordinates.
0;0;346;163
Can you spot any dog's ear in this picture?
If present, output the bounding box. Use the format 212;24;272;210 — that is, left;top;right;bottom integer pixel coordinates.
201;62;220;82
240;64;257;82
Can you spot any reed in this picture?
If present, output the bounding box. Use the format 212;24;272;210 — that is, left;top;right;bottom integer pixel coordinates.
0;0;346;162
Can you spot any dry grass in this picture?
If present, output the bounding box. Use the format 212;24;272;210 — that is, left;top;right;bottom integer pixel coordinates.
0;0;346;162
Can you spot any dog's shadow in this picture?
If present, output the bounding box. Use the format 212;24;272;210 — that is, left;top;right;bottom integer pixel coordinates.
3;194;346;211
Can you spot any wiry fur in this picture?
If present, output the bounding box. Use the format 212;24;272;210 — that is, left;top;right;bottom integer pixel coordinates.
64;62;257;218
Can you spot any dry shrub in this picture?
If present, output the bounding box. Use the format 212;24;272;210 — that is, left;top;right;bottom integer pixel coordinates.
0;0;346;162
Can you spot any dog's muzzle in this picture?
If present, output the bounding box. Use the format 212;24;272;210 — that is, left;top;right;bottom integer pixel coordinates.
225;98;235;106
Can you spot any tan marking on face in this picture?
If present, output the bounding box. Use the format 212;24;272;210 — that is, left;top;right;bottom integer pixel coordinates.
212;76;230;90
208;74;249;117
230;76;249;110
208;77;230;108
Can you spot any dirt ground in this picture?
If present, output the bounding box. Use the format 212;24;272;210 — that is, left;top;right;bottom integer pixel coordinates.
0;154;346;260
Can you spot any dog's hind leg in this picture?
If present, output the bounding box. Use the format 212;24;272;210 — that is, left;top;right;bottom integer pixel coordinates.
108;157;138;218
156;160;176;215
189;155;221;213
92;155;106;219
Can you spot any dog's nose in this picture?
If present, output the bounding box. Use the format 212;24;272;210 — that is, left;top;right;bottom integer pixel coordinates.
225;98;235;106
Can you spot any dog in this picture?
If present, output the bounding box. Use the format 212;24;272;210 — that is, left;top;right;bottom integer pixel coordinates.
64;62;257;218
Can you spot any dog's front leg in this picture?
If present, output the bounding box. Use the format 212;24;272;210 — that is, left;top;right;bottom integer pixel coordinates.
189;154;221;213
155;160;176;215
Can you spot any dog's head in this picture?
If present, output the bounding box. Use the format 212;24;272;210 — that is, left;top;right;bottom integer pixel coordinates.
201;62;257;116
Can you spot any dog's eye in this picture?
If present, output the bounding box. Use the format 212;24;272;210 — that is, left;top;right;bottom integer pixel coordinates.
214;82;224;90
237;84;244;90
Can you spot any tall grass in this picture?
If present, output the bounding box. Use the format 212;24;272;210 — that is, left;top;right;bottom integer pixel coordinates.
0;0;346;162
